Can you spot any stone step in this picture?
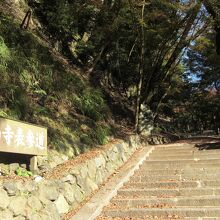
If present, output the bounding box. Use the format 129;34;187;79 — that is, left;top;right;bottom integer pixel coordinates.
103;207;220;218
152;150;195;154
139;163;220;170
138;166;220;171
155;144;193;149
117;188;220;197
134;169;220;177
150;148;220;156
149;154;218;159
134;168;220;176
152;149;220;154
94;142;220;220
150;151;195;156
130;174;220;182
143;158;220;164
111;195;220;207
185;218;220;220
98;216;220;220
152;149;194;153
123;181;198;189
151;155;220;159
123;180;220;189
149;155;220;160
153;146;195;150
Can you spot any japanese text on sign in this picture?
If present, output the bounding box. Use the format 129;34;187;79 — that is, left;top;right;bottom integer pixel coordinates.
0;118;47;156
0;125;45;149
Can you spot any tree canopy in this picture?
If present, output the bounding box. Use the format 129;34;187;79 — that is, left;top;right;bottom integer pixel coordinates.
1;0;220;137
29;0;219;133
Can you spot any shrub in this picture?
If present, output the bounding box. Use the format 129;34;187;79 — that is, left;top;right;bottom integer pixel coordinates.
94;124;110;145
0;36;10;68
74;88;107;121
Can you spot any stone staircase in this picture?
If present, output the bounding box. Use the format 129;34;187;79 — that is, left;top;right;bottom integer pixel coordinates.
97;144;220;219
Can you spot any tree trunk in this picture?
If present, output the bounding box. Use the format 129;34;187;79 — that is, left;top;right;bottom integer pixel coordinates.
145;2;202;109
135;0;145;133
87;42;109;74
20;9;32;29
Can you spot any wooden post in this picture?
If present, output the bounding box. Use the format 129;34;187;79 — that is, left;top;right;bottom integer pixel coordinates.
20;9;32;30
30;156;38;174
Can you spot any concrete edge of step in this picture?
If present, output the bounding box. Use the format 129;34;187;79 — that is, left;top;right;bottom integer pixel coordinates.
155;143;193;147
70;145;155;220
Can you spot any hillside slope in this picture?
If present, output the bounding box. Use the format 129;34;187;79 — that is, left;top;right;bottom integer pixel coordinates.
0;0;117;158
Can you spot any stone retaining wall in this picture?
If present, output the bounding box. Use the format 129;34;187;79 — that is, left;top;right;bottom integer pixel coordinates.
147;135;171;145
0;135;142;220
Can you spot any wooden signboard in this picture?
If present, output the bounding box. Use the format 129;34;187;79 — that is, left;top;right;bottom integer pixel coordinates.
0;118;47;156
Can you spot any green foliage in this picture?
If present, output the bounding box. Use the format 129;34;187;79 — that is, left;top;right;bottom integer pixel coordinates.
0;36;10;65
80;134;93;146
181;31;220;130
3;0;218;155
0;110;8;118
15;167;33;177
0;10;110;157
0;36;10;79
29;0;215;135
74;89;107;121
80;123;110;146
32;0;206;120
93;124;110;145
